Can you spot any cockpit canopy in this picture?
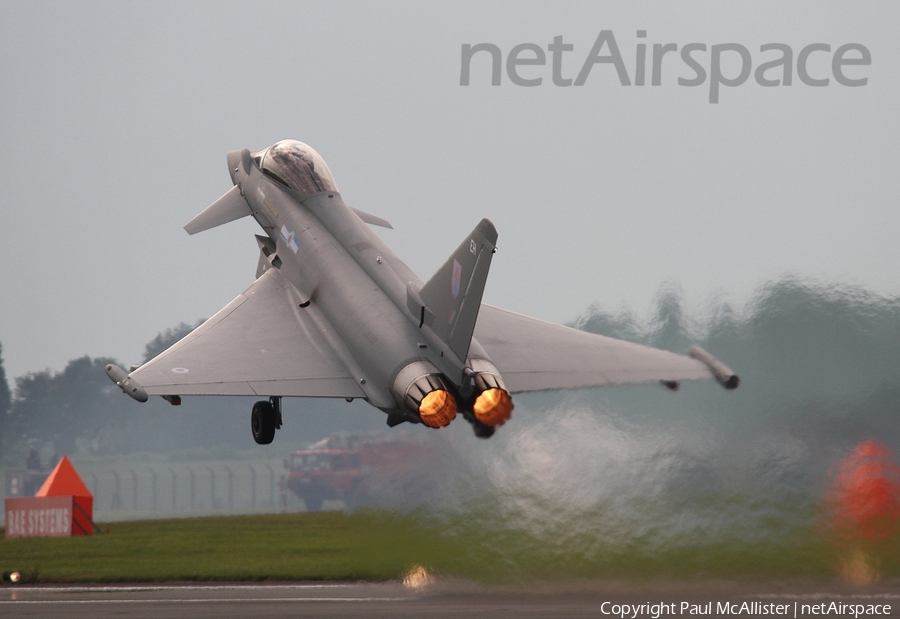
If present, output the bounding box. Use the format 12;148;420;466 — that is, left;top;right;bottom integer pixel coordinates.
257;140;338;194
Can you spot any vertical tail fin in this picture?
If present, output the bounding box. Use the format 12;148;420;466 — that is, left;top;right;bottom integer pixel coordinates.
415;219;498;361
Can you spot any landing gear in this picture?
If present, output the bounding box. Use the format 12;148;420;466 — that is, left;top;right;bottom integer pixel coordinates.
251;396;283;445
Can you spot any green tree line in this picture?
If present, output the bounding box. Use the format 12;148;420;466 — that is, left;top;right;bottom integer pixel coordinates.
0;322;200;465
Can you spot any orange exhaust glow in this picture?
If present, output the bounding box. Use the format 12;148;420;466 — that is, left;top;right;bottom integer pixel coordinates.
418;389;457;428
473;388;513;427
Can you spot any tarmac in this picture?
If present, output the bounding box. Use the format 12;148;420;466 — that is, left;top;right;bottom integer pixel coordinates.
1;579;899;619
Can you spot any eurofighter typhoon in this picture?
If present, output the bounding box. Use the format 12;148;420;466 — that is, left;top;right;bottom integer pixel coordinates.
106;140;738;444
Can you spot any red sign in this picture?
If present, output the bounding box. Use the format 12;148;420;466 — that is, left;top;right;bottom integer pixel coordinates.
4;496;93;538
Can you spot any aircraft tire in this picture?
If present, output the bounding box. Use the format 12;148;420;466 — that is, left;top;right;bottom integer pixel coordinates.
251;400;276;444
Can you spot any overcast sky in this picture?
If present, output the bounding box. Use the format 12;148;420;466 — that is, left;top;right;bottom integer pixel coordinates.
1;1;896;380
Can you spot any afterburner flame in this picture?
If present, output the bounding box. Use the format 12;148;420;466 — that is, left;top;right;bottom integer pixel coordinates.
418;389;457;428
473;388;513;427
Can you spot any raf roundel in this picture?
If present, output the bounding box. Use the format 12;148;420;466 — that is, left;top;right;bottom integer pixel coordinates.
171;367;190;374
280;224;300;253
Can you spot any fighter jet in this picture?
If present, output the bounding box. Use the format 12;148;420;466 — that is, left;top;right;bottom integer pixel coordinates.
106;140;738;443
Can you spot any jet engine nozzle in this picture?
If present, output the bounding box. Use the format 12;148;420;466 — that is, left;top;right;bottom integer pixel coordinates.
417;387;458;428
392;361;458;428
473;387;513;427
468;363;513;427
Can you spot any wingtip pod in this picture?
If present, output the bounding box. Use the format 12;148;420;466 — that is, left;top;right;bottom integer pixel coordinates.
105;364;149;402
688;346;740;389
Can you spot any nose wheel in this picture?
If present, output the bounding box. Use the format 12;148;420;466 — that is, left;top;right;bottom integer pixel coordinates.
251;396;282;444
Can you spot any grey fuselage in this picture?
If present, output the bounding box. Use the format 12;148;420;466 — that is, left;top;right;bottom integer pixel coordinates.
230;155;490;415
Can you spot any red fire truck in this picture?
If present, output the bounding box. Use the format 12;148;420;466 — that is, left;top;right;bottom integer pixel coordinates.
284;432;441;511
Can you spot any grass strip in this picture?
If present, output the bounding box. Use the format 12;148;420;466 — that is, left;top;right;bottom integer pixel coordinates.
0;511;896;583
0;512;433;582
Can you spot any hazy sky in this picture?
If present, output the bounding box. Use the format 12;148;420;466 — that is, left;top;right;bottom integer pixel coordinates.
1;1;897;380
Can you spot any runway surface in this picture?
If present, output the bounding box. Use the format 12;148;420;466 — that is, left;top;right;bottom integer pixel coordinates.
1;580;898;619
